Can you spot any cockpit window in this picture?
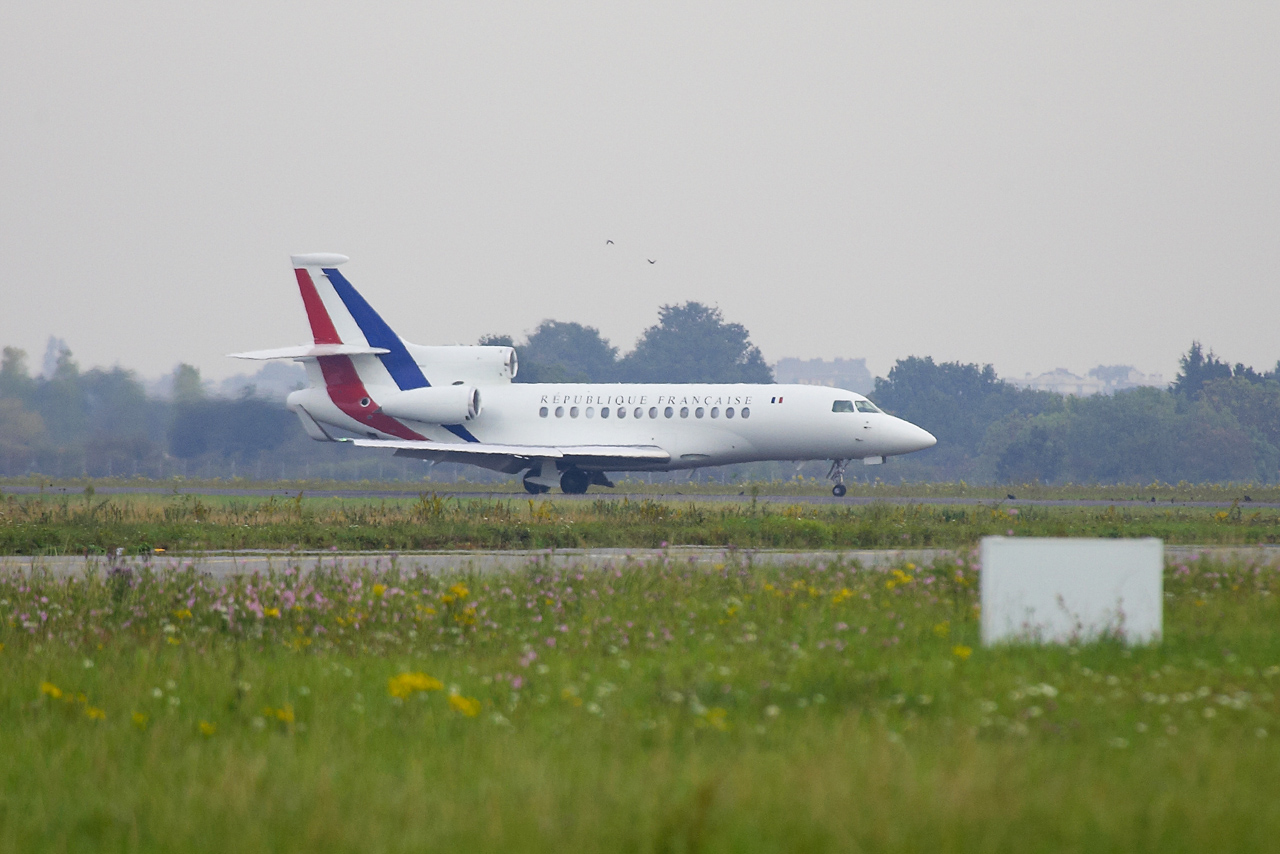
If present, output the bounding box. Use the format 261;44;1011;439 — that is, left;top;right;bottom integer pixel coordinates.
832;400;855;413
855;400;882;413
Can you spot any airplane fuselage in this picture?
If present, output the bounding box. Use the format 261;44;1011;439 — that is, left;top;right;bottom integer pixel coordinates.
289;380;934;471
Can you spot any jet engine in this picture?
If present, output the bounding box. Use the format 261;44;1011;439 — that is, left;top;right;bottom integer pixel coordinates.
377;385;481;423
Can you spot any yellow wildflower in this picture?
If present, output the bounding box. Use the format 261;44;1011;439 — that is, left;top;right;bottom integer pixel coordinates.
198;720;217;736
263;607;280;618
703;707;729;731
448;693;481;717
388;671;444;699
40;682;62;699
953;645;973;661
262;704;295;724
440;594;456;605
449;583;470;599
132;712;148;730
832;588;853;604
933;621;951;638
173;608;192;621
166;637;181;646
372;583;387;598
885;569;913;590
84;706;106;721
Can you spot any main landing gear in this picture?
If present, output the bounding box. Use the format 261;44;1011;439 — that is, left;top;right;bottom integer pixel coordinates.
524;465;615;495
827;459;848;498
559;469;591;495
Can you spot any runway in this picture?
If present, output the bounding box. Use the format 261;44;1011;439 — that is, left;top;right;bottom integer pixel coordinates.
4;544;1278;580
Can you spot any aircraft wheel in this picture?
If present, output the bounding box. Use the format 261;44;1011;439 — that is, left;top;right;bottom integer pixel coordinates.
523;475;549;495
560;469;591;495
832;484;847;498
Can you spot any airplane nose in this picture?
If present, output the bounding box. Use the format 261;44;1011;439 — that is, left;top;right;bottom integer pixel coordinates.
887;418;936;454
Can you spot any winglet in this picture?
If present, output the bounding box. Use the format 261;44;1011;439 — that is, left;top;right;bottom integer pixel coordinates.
290;253;349;268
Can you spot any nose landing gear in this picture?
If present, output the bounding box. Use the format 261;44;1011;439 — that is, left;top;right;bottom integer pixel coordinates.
827;459;848;498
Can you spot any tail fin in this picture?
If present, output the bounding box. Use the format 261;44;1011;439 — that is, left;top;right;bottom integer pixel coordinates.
290;254;430;392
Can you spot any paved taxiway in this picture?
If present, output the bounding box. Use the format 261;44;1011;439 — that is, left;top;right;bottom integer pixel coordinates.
5;544;1278;580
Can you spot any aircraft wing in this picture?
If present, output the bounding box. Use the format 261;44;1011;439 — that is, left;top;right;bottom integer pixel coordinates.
348;438;670;467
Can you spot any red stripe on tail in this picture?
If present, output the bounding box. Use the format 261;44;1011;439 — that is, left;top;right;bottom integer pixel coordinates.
296;269;342;345
318;356;425;440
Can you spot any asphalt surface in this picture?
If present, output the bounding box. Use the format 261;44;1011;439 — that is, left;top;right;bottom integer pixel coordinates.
2;484;1274;509
5;544;1278;580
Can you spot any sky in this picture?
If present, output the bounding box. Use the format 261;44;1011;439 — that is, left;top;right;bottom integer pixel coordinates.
2;2;1277;385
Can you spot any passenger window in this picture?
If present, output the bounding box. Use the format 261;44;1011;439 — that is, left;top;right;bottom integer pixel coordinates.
710;407;720;418
586;406;594;418
695;407;705;418
539;406;548;417
741;407;750;419
855;400;882;413
634;407;643;419
832;400;855;413
680;407;689;418
570;406;579;418
601;407;610;419
726;407;735;419
649;406;658;418
555;406;564;417
664;406;674;418
617;407;626;419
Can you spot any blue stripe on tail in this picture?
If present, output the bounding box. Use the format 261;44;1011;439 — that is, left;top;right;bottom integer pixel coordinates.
324;267;428;391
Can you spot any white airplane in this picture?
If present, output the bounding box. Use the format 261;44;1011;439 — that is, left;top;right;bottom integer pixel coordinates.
231;254;936;496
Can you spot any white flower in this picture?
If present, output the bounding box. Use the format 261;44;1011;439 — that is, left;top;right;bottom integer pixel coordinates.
764;705;781;718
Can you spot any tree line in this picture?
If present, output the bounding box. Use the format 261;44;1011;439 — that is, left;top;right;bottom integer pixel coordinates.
876;344;1280;484
480;301;773;384
2;306;1278;484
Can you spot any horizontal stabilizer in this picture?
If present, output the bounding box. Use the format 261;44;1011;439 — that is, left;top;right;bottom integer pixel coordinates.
228;344;391;361
349;438;670;464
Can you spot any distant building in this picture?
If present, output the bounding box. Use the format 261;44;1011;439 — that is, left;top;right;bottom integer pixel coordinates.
774;357;873;394
1011;366;1165;397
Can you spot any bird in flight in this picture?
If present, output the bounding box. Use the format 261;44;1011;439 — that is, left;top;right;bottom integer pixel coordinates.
647;259;656;264
605;239;614;245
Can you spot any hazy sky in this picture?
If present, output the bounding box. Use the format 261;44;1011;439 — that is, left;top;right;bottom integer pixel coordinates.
3;3;1277;384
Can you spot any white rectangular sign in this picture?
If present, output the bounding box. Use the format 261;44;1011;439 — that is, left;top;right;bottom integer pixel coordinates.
980;537;1163;645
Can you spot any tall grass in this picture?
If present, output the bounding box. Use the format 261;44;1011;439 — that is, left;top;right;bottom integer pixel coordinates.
5;475;1280;502
2;490;1279;554
1;552;1278;851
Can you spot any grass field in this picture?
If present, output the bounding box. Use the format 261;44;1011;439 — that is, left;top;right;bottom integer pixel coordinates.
6;474;1280;502
2;551;1279;852
3;489;1280;554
